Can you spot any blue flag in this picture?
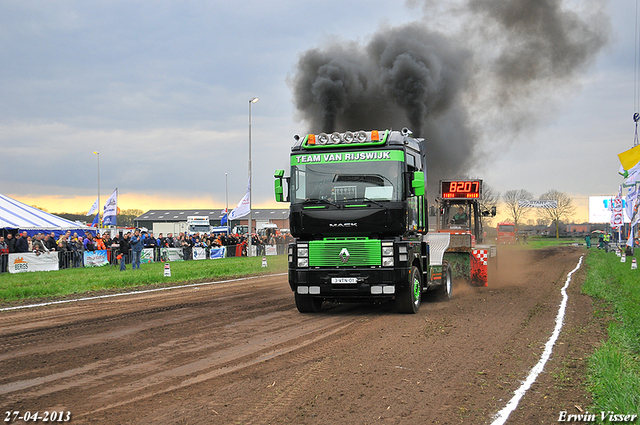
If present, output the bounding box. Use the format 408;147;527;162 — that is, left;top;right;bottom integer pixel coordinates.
91;213;99;227
221;213;228;225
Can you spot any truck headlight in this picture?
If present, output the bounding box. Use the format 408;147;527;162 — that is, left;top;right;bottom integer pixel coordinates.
297;247;309;257
298;257;309;268
382;241;394;267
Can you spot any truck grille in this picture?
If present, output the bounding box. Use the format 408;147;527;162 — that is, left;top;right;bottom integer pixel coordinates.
309;238;381;267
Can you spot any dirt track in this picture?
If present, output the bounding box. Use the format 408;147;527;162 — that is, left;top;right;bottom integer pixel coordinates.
0;246;605;424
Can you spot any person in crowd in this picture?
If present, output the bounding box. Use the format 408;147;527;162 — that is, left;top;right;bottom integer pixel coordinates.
180;233;192;260
15;231;29;253
57;234;70;269
110;233;121;266
130;229;144;270
103;232;113;248
94;233;106;251
102;232;113;263
83;234;96;252
143;231;156;261
6;233;16;254
32;233;47;253
118;232;130;271
144;232;156;248
32;241;44;255
45;232;57;251
0;236;8;273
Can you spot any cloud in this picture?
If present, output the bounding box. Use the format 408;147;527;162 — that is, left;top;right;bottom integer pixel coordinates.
290;0;611;197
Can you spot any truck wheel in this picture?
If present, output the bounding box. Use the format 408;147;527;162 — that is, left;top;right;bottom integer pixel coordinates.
396;266;421;314
437;262;453;301
295;292;323;313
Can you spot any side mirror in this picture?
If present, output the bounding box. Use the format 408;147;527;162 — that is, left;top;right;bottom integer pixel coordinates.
491;206;497;217
274;170;285;202
412;171;425;197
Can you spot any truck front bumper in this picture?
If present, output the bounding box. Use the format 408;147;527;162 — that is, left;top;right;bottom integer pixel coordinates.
289;267;412;302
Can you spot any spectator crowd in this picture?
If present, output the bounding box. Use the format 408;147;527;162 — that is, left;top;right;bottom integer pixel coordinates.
0;228;294;273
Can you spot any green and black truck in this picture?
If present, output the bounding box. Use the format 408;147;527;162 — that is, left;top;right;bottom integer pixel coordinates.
274;128;455;314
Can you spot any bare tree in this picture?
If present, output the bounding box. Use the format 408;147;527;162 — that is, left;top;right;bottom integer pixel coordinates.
459;176;500;228
536;190;576;238
479;182;500;228
502;189;533;229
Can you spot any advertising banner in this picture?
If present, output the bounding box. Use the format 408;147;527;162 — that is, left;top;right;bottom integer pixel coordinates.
518;200;559;208
209;247;227;259
589;196;631;224
8;253;59;274
141;248;154;264
160;247;184;262
265;245;278;256
192;247;207;260
84;250;109;267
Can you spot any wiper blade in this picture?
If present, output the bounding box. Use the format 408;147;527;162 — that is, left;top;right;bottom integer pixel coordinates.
351;197;387;208
304;198;341;208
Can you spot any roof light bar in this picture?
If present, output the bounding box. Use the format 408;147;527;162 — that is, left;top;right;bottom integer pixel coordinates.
302;130;389;148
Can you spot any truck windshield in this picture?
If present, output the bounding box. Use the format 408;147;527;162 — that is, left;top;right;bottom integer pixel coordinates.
291;160;403;205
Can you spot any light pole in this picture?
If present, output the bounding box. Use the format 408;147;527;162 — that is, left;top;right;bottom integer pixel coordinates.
93;151;100;228
225;172;229;234
248;97;259;257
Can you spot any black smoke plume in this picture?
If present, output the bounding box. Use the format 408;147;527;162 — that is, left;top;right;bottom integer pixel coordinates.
290;0;610;189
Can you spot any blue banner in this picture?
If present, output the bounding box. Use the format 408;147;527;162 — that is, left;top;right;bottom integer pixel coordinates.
209;247;226;259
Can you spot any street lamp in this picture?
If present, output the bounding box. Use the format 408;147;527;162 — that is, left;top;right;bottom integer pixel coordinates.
225;172;229;234
93;151;100;227
248;97;258;257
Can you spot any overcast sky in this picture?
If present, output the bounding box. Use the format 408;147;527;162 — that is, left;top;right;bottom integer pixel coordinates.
1;1;635;222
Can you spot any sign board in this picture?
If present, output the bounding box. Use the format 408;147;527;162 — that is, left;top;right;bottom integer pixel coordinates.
192;247;207;260
589;196;631;224
518;200;559;208
141;248;154;264
84;250;109;267
159;248;184;262
8;253;59;274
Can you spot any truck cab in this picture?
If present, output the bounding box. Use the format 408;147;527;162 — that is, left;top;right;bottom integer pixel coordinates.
275;129;452;314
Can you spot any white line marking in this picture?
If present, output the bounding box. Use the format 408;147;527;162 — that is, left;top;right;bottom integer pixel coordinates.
0;273;288;313
490;255;584;425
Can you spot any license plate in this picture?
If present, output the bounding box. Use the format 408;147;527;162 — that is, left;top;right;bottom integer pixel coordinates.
331;277;357;284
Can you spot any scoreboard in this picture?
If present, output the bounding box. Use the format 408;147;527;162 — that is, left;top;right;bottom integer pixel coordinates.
440;180;482;199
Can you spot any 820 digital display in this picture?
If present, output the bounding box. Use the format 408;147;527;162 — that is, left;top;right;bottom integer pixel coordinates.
441;180;481;199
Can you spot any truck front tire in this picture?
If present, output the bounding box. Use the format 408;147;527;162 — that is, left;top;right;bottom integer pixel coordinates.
395;266;421;314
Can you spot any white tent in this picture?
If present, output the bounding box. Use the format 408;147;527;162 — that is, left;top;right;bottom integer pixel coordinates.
0;193;88;231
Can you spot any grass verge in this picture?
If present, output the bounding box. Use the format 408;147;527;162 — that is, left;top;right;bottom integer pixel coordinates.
0;255;288;303
582;249;640;419
524;236;584;250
